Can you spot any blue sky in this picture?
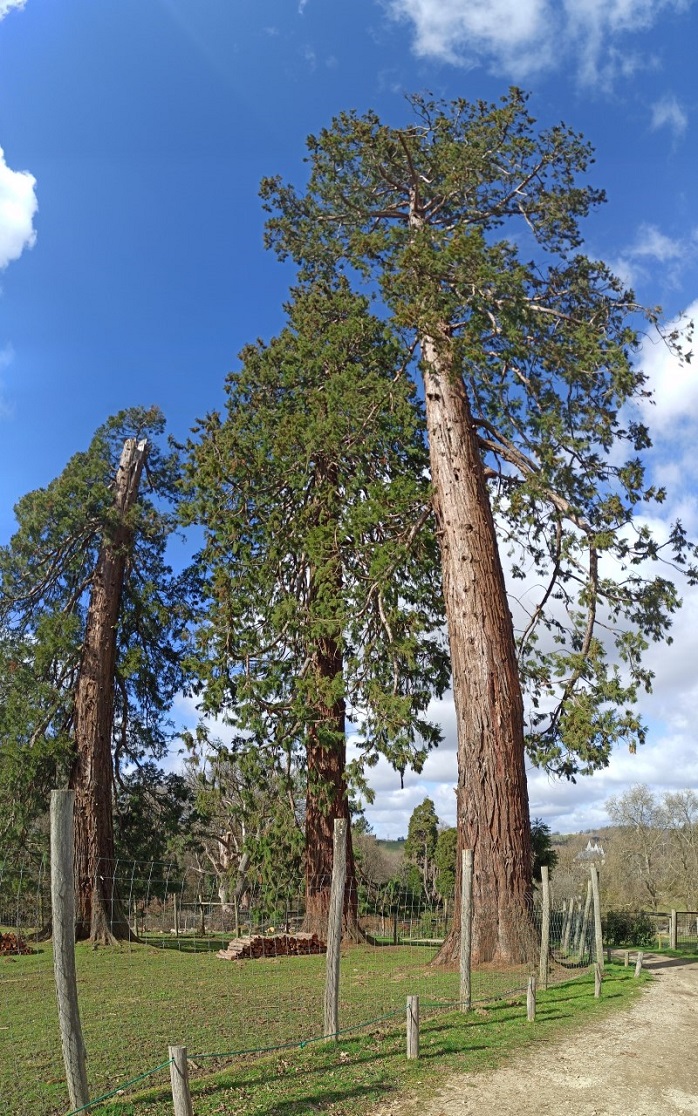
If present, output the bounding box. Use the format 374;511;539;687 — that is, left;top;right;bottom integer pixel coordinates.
1;0;698;837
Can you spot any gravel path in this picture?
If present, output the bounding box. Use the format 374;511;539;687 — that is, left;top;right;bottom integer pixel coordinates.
382;955;698;1116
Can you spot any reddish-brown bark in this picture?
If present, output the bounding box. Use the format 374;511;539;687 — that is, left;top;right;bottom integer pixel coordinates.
69;438;148;943
303;631;361;941
421;336;532;965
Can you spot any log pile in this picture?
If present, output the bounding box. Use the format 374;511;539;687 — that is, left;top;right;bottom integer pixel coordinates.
217;931;326;960
0;932;34;956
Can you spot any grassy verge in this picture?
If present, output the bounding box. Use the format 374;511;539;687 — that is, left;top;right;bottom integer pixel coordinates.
97;964;648;1116
0;943;648;1116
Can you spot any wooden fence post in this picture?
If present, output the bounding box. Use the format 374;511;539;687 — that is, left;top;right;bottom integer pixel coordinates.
594;962;603;998
527;974;536;1022
324;818;347;1039
560;899;569;953
670;909;677;950
589;864;604;971
406;995;420;1059
634;951;644;977
50;790;90;1114
624;950;630;967
459;849;473;1012
539;865;550;991
578;879;592;961
169;1045;194;1116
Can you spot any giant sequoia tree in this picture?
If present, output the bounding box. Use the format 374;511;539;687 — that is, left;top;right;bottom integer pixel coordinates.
261;90;697;961
184;280;449;934
0;408;187;942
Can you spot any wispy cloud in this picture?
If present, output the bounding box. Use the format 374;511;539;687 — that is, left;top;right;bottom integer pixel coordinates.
651;93;689;138
0;146;37;270
386;0;690;86
611;222;698;290
0;0;27;19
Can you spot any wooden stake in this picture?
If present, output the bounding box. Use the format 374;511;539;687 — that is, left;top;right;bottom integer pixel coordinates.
578;879;592;962
539;865;550;991
50;790;90;1114
594;962;603;998
406;995;420;1059
634;951;644;977
324;818;347;1039
459;849;473;1011
169;1045;194;1116
670;909;677;950
590;864;604;971
527;974;536;1022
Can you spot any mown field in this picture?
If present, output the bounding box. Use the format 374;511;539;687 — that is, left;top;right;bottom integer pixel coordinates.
0;936;646;1116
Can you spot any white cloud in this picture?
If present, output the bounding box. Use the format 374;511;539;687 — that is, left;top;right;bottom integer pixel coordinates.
0;146;37;270
651;93;689;137
638;298;698;431
386;0;690;84
610;224;698;290
386;0;555;77
0;0;27;18
631;223;687;261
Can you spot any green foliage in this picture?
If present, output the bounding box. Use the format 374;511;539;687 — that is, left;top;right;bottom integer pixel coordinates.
114;762;192;873
602;909;656;947
404;797;439;898
261;89;697;779
531;817;559;882
183;728;304;906
0;407;189;860
434;826;457;899
183;279;449;786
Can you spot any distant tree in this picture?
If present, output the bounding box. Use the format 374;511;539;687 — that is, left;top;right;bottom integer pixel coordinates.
0;408;188;942
531;818;558;882
663;790;698;909
113;762;192;869
605;785;667;911
434;826;457;906
404;798;439;899
183;280;449;936
262;88;696;961
183;728;304;920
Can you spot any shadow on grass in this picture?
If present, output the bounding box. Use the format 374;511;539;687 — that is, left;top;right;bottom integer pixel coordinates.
86;971;627;1116
139;936;229;954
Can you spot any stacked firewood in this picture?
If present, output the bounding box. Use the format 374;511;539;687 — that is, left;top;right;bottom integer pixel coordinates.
0;932;34;956
217;931;326;960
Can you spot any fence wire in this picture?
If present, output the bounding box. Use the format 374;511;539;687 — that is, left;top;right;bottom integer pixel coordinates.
1;857;595;1116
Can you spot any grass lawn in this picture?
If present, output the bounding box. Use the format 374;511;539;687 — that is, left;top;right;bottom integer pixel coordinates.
0;937;647;1116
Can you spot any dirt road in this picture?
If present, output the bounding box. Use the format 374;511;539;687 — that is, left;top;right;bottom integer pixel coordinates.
389;956;698;1116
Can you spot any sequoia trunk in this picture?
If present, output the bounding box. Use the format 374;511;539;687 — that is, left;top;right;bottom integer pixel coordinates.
303;632;360;940
421;338;532;965
69;438;148;943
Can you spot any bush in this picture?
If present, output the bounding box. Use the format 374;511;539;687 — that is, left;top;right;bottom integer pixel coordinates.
602;909;656;946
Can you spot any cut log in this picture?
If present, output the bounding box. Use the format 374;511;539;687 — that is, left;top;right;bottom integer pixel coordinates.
217;932;327;960
0;932;35;955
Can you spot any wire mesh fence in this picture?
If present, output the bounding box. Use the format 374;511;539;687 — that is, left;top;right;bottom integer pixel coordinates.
0;853;597;1116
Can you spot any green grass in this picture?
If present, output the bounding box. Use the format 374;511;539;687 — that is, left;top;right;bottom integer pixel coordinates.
0;941;647;1116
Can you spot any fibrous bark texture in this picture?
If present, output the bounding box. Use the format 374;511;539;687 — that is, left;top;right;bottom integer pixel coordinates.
69;438;148;943
422;340;532;964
